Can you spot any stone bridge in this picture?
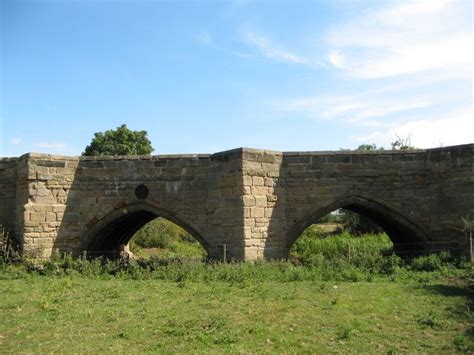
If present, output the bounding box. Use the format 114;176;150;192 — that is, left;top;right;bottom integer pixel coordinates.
1;144;472;260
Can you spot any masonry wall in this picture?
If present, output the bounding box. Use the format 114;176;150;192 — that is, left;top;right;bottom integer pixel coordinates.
17;149;246;258
239;144;473;258
281;149;434;243
241;149;284;259
0;158;19;239
0;144;472;260
22;154;79;256
426;145;474;249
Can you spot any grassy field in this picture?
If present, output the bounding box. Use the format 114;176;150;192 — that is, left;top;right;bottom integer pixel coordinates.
0;269;471;353
0;228;472;353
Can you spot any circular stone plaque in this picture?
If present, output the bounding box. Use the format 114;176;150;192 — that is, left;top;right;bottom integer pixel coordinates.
135;184;149;199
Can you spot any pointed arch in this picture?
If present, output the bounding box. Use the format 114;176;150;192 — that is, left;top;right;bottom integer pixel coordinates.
286;195;430;249
81;199;209;256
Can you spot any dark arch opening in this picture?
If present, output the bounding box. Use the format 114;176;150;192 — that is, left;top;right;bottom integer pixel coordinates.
287;196;430;255
82;202;209;259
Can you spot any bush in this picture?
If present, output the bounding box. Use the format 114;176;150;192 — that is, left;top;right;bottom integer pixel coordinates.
129;218;206;258
409;252;454;272
5;230;470;283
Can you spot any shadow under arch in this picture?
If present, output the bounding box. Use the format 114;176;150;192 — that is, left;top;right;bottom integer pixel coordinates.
286;195;431;254
81;199;209;258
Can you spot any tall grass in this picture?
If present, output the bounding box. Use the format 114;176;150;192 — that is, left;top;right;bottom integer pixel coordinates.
290;230;392;262
1;226;469;283
1;249;468;285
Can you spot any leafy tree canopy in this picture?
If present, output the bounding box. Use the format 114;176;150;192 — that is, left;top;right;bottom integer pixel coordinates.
357;144;380;151
82;124;154;156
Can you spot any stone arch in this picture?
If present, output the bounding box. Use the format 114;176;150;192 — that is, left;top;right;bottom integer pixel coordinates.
81;199;209;257
286;195;430;252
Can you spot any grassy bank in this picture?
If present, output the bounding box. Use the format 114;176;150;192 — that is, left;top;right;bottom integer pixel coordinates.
1;229;472;353
0;267;472;353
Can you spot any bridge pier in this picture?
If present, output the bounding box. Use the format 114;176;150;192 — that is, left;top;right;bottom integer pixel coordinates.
0;144;472;260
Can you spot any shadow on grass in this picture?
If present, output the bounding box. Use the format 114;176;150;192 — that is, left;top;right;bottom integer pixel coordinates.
421;281;473;345
423;284;472;298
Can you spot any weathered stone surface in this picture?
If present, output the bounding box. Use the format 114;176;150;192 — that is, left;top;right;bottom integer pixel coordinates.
0;144;472;260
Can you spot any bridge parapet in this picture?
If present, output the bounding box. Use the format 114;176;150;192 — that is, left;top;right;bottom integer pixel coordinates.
0;144;472;260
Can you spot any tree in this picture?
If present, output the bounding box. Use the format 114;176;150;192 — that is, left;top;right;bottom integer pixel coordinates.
357;144;376;151
340;209;383;235
391;133;416;151
82;124;154;156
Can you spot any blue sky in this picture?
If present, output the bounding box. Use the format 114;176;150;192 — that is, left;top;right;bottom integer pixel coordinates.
1;0;472;156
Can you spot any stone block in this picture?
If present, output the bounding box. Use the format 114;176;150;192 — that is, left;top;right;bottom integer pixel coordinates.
243;207;251;218
251;186;267;195
252;176;264;186
31;204;54;212
267;171;280;178
255;196;267;207
37;173;53;181
242;195;255;207
264;208;273;218
264;177;275;187
36;160;66;168
250;207;264;218
243;176;253;186
261;163;280;172
285;156;310;164
30;212;46;222
46;212;56;222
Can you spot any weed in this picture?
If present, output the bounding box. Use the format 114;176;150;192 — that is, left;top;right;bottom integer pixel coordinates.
416;311;445;329
453;334;472;352
337;325;353;340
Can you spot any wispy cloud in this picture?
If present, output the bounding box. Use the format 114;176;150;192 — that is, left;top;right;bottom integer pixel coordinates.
195;31;213;46
274;88;434;126
243;30;308;64
10;137;21;145
267;0;471;149
195;30;255;59
326;0;472;79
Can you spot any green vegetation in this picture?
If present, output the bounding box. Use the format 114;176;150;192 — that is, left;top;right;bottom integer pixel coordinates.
290;231;392;266
391;133;416;151
0;253;471;353
356;143;382;151
315;209;382;235
1;223;472;353
130;218;206;259
82;124;154;156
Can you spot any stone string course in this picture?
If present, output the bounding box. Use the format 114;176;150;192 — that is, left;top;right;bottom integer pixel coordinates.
0;144;472;260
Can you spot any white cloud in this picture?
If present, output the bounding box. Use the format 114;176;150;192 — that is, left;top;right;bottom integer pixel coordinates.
243;31;307;64
328;51;345;69
353;107;474;148
10;137;21;145
326;0;472;79
246;0;471;152
274;89;434;125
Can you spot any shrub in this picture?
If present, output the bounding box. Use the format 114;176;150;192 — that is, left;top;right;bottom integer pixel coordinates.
129;218;206;259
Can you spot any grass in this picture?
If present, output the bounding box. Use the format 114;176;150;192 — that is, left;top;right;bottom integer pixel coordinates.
129;218;206;259
0;227;472;353
0;269;472;353
290;230;392;262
